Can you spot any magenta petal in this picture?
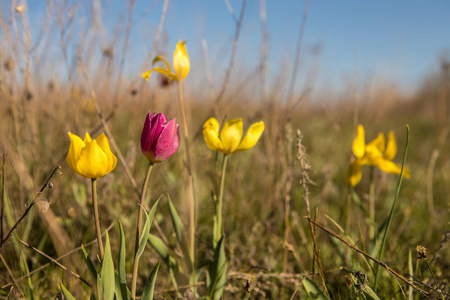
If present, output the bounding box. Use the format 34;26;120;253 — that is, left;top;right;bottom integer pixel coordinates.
153;119;180;162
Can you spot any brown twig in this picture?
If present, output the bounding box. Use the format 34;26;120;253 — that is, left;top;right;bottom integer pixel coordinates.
306;217;432;298
0;166;61;249
18;238;91;288
0;252;25;298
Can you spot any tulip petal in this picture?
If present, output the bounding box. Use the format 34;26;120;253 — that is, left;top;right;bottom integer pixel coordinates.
352;125;365;158
95;133;117;173
375;157;410;178
152;55;172;71
383;131;397;160
67;132;85;173
203;118;224;152
367;132;386;153
220;118;243;154
142;68;176;81
75;139;110;178
346;159;363;187
236;121;265;151
153;119;180;162
83;132;92;144
173;41;190;81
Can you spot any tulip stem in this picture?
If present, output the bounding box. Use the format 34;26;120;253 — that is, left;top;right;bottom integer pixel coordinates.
216;155;228;247
91;178;104;260
369;166;375;241
177;81;196;263
131;162;154;300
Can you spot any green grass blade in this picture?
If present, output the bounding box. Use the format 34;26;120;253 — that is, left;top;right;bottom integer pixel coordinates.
118;220;128;300
136;197;161;259
141;261;161;300
208;235;227;300
167;194;192;266
408;249;413;300
374;125;410;290
82;245;98;284
302;278;330;300
60;283;76;300
100;231;115;300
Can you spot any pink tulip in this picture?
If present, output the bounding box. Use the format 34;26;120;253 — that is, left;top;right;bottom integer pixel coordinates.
140;112;180;164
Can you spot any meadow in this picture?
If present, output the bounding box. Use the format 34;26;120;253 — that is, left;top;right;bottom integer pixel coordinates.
0;1;449;299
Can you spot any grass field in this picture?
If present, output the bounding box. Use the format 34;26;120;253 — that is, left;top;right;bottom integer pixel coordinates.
0;2;449;299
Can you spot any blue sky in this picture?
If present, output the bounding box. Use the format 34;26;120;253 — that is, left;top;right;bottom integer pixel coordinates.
13;1;450;94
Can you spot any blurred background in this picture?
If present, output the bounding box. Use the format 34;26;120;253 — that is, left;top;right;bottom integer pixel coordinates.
0;0;449;298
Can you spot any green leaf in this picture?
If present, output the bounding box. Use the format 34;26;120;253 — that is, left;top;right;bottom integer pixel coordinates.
361;285;381;300
167;194;191;266
118;221;128;300
114;270;130;300
148;234;171;265
136;198;161;259
141;261;161;300
208;235;227;300
302;278;330;300
100;231;115;300
82;245;98;284
60;283;76;300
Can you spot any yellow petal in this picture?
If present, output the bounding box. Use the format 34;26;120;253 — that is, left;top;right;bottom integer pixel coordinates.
383;131;397;160
236;121;265;151
75;139;110;178
352;125;365;158
173;41;190;81
203;117;224;152
367;132;385;153
152;55;172;71
83;132;92;143
375;157;410;178
346;159;363;187
66;132;85;173
220;118;243;154
142;67;176;81
95;133;117;173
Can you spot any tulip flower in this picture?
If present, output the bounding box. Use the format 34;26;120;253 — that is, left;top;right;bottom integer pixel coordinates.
66;132;117;179
141;112;180;164
346;124;410;187
203;117;265;155
142;41;190;82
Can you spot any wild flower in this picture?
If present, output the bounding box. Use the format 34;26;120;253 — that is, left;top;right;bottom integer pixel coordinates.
346;124;410;186
203;117;265;155
142;41;190;82
140;112;180;164
66;132;117;179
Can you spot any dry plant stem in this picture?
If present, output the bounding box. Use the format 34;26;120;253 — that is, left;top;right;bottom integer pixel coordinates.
368;166;375;241
216;155;228;246
374;125;409;290
306;217;431;298
91;178;104;260
0;166;61;249
215;0;247;109
18;238;91;287
177;81;195;263
285;0;309;109
131;162;154;300
0;252;25;298
1;222;116;289
1;154;5;242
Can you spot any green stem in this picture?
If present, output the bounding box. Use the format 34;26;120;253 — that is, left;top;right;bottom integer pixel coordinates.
425;260;444;300
131;163;154;300
374;125;410;291
215;155;228;247
91;178;104;260
369;166;375;241
177;81;196;264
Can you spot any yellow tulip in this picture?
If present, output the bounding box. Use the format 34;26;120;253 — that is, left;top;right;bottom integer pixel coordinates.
142;40;190;82
346;124;410;186
203;117;265;155
66;132;117;179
